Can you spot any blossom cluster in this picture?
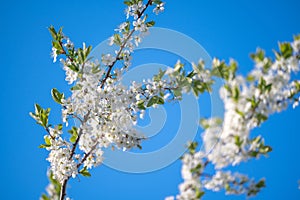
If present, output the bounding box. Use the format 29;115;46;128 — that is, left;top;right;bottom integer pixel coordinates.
32;1;168;200
175;143;205;200
206;37;300;169
166;36;300;199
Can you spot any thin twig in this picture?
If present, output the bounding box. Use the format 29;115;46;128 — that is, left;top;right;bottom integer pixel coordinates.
100;0;153;88
69;110;91;160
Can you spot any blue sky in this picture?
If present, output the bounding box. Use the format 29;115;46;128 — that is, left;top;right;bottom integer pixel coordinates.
1;0;300;199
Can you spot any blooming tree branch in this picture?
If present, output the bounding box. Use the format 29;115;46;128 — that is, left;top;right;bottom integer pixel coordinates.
30;1;300;200
166;36;300;200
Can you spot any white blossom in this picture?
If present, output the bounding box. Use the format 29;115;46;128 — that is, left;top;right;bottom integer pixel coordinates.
47;148;78;183
102;54;115;66
133;18;147;32
51;47;58;63
153;3;165;15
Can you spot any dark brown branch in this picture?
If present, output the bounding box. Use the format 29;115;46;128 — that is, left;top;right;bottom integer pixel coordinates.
77;143;98;168
59;178;69;200
69;110;91;160
59;41;74;63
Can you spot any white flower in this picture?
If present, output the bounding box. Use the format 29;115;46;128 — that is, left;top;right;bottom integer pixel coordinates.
102;54;115;66
125;1;145;19
133;18;147;32
136;94;142;100
292;39;300;53
63;65;78;84
63;38;74;49
115;22;128;32
293;100;299;109
47;148;78;183
153;3;165;15
134;35;142;46
108;36;115;46
51;47;58;63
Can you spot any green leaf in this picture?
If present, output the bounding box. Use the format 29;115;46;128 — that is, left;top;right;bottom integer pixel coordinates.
68;127;78;143
252;135;262;144
70;134;78;143
44;136;51;145
250;48;265;62
190;163;202;174
67;64;79;72
247;75;255;82
77;48;85;64
48;26;57;40
195;189;205;199
259;145;272;154
232;86;240;102
147;96;157;107
91;64;101;74
125;21;130;32
80;167;91;177
279;42;293;59
39;144;51;148
71;84;82;91
225;183;231;191
153;69;166;82
187;141;198;155
191;78;211;96
234;135;243;148
30;104;51;127
157;97;164;104
146;96;164;107
258;77;272;93
256;179;266;188
199;119;209;129
146;21;155;27
152;0;163;4
247;96;259;109
41;194;50;200
124;0;133;6
173;88;182;97
86;45;92;58
211;61;230;80
249;151;259;157
192;85;200;96
256;113;268;124
137;100;146;110
294;34;300;41
52;41;62;51
57;124;63;130
51;88;64;104
265;83;272;92
174;61;184;72
235;109;245;118
113;34;122;46
35;103;42;114
187;71;196;78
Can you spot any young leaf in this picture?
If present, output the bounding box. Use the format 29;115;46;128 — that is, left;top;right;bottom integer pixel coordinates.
51;88;64;104
279;42;293;59
80;167;91;177
48;26;57;40
146;21;155;27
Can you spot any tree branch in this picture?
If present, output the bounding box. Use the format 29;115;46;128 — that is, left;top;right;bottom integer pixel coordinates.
59;178;69;200
58;1;153;199
100;0;153;88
